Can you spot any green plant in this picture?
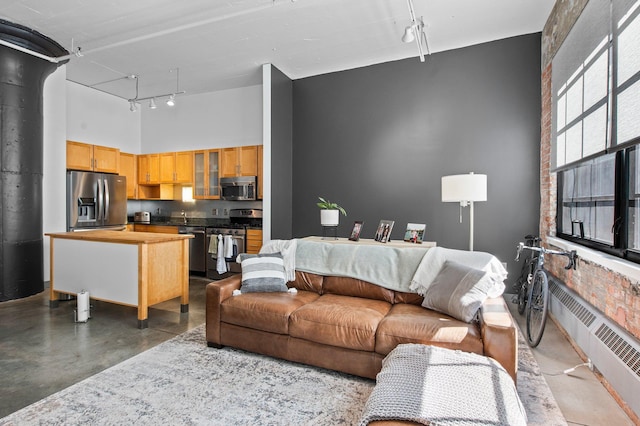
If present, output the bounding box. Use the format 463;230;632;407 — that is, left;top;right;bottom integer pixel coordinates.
317;197;347;216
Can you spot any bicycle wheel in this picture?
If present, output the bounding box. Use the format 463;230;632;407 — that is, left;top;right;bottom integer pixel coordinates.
516;259;533;315
526;269;549;347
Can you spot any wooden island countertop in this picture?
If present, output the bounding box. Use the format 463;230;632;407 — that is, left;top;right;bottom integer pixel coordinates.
45;230;193;245
46;230;193;328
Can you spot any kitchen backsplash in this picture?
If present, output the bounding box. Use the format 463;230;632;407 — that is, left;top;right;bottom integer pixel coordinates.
127;199;262;220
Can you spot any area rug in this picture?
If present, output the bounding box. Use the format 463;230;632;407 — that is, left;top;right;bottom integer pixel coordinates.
0;325;565;425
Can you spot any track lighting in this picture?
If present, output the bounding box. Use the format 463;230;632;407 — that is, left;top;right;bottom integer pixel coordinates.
402;0;430;62
126;68;184;111
402;25;415;43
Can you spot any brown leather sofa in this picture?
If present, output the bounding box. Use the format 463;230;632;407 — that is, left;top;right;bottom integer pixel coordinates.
206;269;518;382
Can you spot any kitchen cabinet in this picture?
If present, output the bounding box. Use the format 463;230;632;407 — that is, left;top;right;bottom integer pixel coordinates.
119;152;137;199
133;224;180;234
220;145;258;177
66;140;119;173
257;145;263;200
193;149;220;199
138;154;160;184
246;229;263;254
159;151;193;184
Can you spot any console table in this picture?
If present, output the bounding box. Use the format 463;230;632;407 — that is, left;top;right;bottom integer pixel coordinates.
303;236;436;248
46;230;193;328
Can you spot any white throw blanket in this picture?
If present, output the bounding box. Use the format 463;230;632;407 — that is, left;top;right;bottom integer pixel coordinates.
409;247;508;297
259;239;298;282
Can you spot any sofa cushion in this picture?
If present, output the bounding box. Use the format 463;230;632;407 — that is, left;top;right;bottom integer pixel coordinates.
421;260;496;322
221;290;320;334
375;303;483;356
289;271;324;294
237;253;288;293
322;276;395;303
289;294;391;351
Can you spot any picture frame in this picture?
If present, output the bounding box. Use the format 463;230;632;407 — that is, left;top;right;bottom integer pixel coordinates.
404;223;426;244
374;220;395;243
349;221;364;241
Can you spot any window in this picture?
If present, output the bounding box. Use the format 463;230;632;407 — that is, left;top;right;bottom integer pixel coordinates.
554;0;640;261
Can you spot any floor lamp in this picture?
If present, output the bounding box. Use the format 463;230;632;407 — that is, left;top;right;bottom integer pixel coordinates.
441;172;487;251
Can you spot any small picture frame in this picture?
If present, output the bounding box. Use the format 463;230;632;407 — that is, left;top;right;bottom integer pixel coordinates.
374;220;395;243
404;223;426;244
349;221;364;241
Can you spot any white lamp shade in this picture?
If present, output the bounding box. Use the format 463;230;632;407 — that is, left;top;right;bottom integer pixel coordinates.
441;173;487;202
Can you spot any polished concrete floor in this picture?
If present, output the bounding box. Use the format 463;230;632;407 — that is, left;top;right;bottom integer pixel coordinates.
0;280;636;424
505;297;636;426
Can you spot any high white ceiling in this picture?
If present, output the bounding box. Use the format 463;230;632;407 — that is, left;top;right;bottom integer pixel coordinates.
1;0;555;100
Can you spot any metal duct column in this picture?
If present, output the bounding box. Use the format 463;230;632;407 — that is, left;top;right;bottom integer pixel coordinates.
0;20;68;301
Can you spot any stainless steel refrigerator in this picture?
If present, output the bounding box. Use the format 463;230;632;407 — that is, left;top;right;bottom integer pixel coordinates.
67;171;127;231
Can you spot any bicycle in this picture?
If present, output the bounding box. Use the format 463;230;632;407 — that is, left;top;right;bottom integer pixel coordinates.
515;242;577;347
513;234;541;315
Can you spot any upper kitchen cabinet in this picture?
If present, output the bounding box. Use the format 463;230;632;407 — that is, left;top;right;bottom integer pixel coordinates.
159;151;193;184
119;152;137;199
66;140;119;174
138;154;160;184
220;145;258;177
193;149;220;199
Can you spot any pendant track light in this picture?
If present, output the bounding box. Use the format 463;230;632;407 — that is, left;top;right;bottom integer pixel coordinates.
402;0;430;62
126;68;184;111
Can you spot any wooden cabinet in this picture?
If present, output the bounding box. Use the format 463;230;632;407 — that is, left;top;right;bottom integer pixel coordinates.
194;149;220;199
67;140;119;173
133;224;180;234
159;151;193;184
221;145;258;177
257;145;263;200
246;229;263;254
138;154;160;184
119;152;137;199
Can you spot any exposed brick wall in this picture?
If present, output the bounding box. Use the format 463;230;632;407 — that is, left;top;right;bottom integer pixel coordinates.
541;1;640;341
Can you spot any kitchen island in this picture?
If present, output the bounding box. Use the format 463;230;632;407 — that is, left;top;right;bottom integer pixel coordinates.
46;230;193;328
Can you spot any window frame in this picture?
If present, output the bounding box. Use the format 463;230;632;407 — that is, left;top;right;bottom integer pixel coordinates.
555;0;640;263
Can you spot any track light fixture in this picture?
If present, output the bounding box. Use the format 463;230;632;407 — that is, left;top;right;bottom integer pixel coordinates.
126;68;185;112
402;0;430;62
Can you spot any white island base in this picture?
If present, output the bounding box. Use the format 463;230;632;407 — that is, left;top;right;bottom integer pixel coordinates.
47;231;192;329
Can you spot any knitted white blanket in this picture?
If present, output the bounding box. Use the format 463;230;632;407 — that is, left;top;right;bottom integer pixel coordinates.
359;344;527;426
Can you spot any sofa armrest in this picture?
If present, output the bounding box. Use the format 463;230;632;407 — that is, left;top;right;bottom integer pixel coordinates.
206;275;242;346
478;296;518;382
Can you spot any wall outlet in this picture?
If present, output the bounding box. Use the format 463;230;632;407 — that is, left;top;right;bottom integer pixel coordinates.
212;208;218;216
223;209;228;216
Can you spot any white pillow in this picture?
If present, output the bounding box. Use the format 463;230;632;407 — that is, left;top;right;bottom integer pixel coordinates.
421;260;495;322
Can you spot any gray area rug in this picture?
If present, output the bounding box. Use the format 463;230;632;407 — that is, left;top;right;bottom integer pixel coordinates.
1;325;565;425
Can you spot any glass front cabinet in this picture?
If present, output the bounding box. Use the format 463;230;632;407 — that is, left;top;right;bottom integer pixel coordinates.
194;149;220;199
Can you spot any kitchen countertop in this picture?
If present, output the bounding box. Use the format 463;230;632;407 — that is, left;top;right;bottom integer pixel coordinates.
46;230;194;244
128;216;262;228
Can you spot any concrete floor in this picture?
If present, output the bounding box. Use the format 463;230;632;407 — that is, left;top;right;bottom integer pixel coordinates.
0;280;636;424
505;297;636;426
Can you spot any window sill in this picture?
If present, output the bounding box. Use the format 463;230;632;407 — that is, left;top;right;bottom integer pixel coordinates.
547;236;640;282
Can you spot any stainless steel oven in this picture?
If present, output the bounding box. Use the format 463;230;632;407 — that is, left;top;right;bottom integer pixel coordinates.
206;227;245;279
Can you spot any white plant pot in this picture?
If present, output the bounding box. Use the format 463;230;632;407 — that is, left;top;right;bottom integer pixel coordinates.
320;209;340;226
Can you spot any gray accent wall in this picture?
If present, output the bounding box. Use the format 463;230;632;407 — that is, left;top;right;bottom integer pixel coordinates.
269;65;294;239
290;34;541;284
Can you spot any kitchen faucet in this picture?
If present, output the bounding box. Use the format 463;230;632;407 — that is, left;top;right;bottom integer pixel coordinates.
181;210;187;224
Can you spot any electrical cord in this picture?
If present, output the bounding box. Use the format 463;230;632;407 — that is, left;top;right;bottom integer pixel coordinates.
543;361;593;376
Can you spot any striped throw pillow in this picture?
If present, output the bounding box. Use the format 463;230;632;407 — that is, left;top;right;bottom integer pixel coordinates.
238;253;288;293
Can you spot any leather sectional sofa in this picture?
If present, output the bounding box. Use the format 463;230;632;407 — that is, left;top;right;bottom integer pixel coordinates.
205;269;518;382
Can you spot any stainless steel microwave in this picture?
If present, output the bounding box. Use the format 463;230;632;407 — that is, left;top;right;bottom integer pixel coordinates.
220;176;257;201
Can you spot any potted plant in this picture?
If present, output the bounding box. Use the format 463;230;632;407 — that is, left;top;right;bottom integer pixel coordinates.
317;197;347;226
